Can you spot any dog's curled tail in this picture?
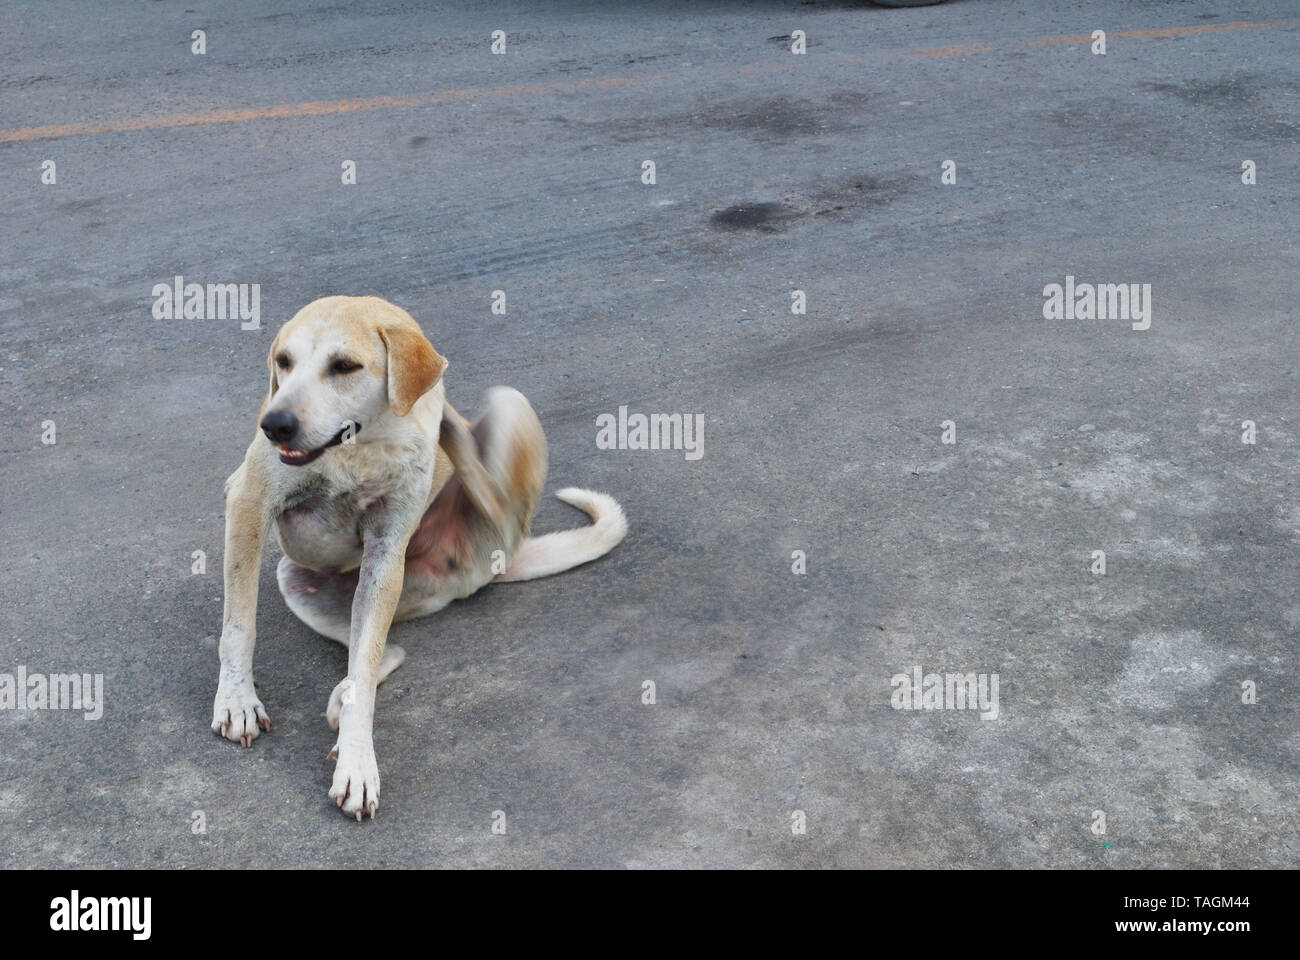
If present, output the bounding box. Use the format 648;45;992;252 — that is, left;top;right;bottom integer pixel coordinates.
496;488;627;582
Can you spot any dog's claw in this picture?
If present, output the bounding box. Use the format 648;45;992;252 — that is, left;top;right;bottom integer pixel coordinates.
328;744;380;822
212;680;269;747
326;746;338;761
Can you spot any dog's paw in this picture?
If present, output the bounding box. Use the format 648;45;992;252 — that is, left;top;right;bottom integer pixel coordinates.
211;674;270;747
328;739;380;821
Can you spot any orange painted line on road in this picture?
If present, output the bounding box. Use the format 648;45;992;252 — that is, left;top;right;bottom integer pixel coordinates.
914;17;1297;55
0;73;651;143
2;18;1296;143
1025;18;1298;47
912;43;994;58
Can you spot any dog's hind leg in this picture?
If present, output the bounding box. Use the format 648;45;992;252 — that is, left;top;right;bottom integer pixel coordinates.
394;388;548;622
277;557;408;731
324;645;405;734
277;555;358;644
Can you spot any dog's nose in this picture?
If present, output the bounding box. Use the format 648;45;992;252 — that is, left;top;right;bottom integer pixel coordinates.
260;410;300;444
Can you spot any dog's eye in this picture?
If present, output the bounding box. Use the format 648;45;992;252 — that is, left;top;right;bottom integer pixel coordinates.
330;358;362;375
275;354;292;370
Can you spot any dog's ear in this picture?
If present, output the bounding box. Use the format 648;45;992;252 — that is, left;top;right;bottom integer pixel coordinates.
379;321;448;416
265;324;284;399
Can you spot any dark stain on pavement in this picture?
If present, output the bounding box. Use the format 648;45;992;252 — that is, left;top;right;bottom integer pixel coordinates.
1141;76;1263;108
709;172;913;233
710;202;799;232
553;92;882;146
1140;74;1300;142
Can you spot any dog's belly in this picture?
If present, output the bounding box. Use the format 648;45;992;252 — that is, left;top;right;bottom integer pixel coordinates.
275;497;365;573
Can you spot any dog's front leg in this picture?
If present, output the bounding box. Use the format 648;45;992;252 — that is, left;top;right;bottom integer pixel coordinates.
327;521;413;821
211;459;273;746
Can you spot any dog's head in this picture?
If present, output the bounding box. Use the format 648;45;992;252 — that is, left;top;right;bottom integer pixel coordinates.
259;296;447;466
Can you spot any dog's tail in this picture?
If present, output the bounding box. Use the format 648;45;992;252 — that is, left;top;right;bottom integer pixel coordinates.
496;488;627;582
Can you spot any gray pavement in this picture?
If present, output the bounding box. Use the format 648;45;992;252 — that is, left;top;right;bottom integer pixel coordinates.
1;0;1297;868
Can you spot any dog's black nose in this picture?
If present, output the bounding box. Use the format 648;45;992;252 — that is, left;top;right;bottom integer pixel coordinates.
260;410;300;444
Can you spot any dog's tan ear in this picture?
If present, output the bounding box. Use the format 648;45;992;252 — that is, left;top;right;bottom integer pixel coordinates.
379;322;447;416
265;325;284;399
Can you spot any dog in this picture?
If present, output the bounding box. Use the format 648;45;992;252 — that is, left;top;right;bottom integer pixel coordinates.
210;295;626;820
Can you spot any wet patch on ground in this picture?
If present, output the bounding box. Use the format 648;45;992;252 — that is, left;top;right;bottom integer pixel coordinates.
552;92;886;146
709;201;800;233
707;171;915;233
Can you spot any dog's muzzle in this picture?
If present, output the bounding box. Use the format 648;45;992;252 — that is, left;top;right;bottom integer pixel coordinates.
276;422;360;467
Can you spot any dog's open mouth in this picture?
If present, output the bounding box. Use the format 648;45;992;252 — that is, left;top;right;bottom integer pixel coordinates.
277;423;359;467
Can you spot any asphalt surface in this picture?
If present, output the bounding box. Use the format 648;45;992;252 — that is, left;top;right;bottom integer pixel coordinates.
1;1;1297;868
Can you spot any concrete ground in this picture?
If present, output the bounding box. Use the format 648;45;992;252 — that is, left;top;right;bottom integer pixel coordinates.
0;1;1296;868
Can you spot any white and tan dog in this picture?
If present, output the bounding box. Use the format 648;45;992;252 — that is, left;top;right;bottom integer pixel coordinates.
211;295;626;820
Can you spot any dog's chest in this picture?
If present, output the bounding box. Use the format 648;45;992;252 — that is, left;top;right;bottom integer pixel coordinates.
275;481;385;572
